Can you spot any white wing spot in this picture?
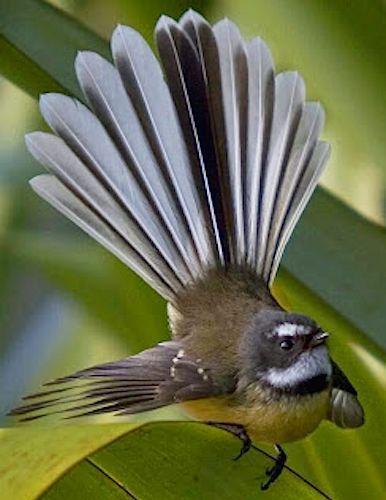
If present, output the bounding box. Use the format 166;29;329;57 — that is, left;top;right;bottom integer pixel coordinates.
177;350;185;359
197;367;205;375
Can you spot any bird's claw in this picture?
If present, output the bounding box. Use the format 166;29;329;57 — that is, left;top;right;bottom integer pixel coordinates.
260;444;287;491
233;439;251;461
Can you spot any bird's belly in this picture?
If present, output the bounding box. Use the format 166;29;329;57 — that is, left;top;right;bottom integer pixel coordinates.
181;390;330;444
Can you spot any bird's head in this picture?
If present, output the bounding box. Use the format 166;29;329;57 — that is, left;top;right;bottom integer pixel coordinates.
239;310;332;393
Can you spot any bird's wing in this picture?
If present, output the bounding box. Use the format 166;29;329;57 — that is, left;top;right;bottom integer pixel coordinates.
327;361;364;428
9;342;226;421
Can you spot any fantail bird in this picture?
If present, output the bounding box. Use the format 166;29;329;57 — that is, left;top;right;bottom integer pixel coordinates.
10;10;364;490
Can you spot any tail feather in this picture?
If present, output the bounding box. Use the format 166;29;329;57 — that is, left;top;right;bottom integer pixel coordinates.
245;37;274;267
263;102;325;280
256;72;305;277
30;175;176;299
111;25;211;271
178;11;234;263
37;95;186;278
155;16;225;264
269;140;330;281
171;10;329;279
212;19;248;264
74;51;197;275
27;132;187;284
26;10;330;299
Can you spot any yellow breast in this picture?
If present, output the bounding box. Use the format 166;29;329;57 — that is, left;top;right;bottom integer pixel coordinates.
182;388;330;444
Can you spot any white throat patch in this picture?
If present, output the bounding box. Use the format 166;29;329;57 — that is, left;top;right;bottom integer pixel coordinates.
263;345;332;389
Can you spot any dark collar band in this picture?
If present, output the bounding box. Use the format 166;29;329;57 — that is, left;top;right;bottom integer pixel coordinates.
265;373;329;397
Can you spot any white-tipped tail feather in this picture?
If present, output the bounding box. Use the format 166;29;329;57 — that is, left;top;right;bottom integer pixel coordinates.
27;10;330;300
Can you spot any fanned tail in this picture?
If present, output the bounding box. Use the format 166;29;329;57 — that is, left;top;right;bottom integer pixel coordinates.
26;10;330;301
158;11;329;283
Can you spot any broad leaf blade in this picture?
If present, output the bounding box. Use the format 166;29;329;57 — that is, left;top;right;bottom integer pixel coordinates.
43;461;132;500
0;423;328;500
283;189;386;349
0;0;110;99
0;423;137;500
0;35;65;97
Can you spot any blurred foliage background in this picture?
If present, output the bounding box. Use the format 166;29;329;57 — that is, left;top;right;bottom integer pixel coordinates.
0;0;385;498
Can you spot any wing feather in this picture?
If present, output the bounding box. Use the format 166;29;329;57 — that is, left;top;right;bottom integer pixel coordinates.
327;361;364;429
9;342;223;421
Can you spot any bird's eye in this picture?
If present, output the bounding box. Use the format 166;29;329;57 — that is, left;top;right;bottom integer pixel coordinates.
280;339;294;351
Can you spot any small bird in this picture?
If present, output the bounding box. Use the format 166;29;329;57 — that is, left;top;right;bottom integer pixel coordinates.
10;10;364;490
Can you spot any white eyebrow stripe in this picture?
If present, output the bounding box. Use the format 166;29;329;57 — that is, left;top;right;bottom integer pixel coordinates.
275;322;308;337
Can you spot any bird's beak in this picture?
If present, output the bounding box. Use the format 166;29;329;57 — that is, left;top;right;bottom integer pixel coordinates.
309;331;329;348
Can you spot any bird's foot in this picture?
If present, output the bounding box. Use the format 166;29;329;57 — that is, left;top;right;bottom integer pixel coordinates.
261;444;287;490
206;421;251;461
206;423;286;490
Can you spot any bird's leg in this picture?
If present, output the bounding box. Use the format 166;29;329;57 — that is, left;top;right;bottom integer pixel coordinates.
261;444;287;490
206;421;252;460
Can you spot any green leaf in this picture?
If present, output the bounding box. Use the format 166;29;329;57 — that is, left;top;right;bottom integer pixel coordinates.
0;422;329;499
0;35;65;98
0;0;110;100
283;188;386;349
0;423;136;499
